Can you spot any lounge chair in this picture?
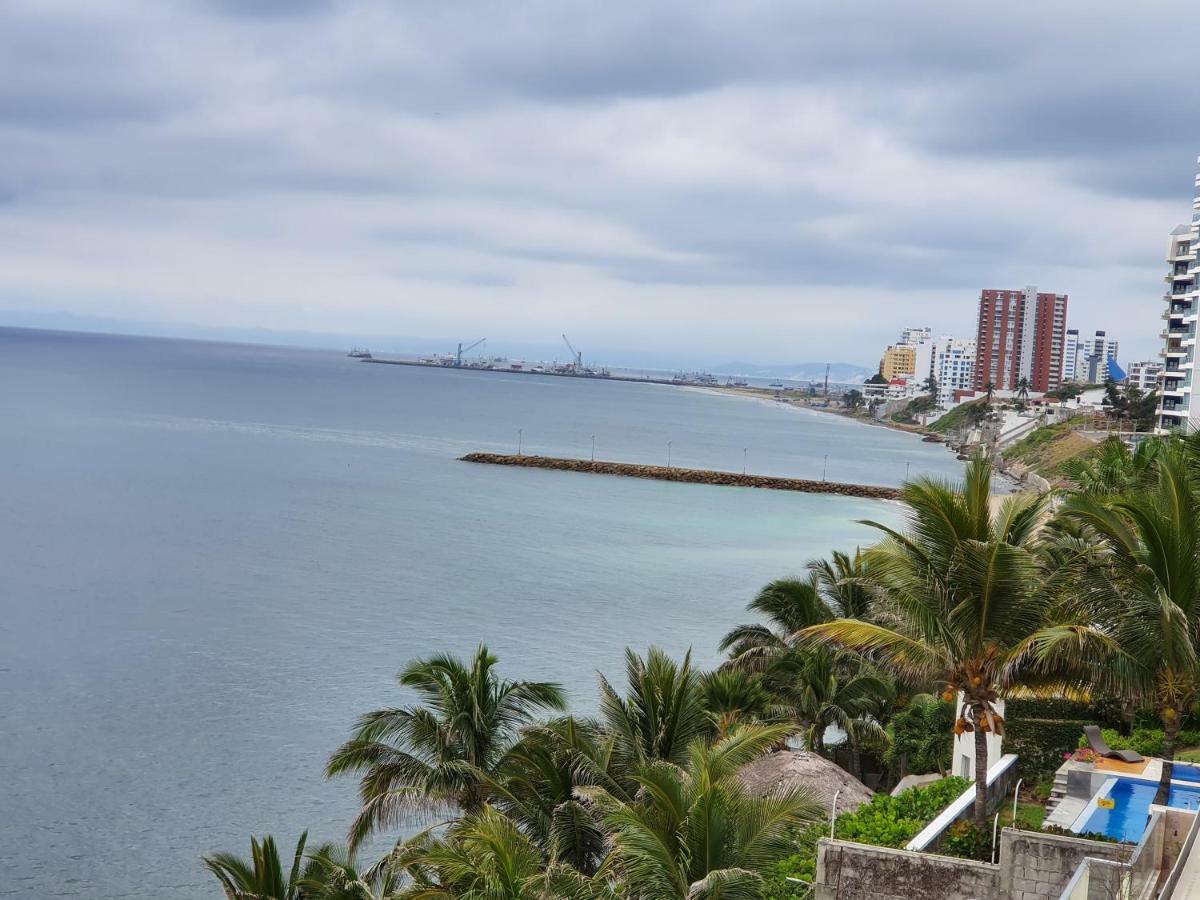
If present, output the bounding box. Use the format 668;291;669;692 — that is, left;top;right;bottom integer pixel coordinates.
1083;725;1144;764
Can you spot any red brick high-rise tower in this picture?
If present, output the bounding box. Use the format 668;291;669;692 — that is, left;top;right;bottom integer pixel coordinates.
972;286;1068;393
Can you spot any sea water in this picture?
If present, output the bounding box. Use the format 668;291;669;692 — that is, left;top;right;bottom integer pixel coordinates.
0;327;962;898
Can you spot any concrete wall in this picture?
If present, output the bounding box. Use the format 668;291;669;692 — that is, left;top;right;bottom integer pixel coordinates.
814;840;999;900
813;829;1132;900
999;829;1131;900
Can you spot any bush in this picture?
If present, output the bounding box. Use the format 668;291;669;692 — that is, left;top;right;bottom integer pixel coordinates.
941;821;991;861
761;778;970;898
1006;718;1090;779
1005;698;1095;721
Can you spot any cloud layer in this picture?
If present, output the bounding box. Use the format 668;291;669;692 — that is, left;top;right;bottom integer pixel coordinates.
0;0;1194;364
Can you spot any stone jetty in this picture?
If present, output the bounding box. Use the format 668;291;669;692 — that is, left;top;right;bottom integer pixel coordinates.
459;453;902;500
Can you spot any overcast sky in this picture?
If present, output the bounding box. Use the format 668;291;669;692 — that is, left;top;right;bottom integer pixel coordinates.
1;0;1196;366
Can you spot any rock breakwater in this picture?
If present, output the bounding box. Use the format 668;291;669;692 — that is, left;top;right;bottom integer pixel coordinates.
459;453;902;500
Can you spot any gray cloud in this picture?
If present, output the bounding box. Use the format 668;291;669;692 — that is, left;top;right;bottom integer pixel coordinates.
0;0;1193;364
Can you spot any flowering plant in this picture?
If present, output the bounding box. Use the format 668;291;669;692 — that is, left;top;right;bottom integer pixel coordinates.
1065;748;1100;764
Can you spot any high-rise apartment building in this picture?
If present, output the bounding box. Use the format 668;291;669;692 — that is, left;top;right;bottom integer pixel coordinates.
973;286;1068;393
930;336;976;408
880;344;917;381
1157;159;1200;433
1083;330;1120;383
1062;329;1081;383
1128;360;1164;392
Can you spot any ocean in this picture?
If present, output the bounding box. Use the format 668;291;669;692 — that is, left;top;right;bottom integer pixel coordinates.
0;327;962;898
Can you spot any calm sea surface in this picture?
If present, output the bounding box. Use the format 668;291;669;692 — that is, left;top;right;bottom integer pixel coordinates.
0;328;962;898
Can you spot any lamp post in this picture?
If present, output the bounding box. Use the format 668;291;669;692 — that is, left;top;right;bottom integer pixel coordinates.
822;454;828;482
517;428;523;457
743;447;748;475
591;434;596;462
667;440;672;468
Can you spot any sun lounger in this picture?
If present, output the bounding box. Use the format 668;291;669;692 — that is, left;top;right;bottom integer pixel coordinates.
1083;724;1144;764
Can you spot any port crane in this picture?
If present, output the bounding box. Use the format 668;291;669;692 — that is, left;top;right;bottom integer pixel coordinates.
561;334;582;372
455;337;486;367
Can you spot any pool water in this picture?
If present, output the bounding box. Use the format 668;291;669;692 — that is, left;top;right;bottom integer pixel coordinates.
1082;780;1200;842
1168;763;1200;784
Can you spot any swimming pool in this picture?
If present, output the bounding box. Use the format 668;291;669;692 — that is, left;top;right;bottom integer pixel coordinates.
1168;763;1200;783
1081;779;1200;842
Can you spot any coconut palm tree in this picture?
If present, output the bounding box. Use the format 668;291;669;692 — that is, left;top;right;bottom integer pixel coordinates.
382;805;608;899
598;647;709;769
327;645;567;849
984;381;996;404
809;548;875;621
699;669;772;737
203;833;308;900
299;844;398;900
720;556;876;673
765;646;892;776
1016;377;1030;401
580;723;823;900
720;577;834;672
1059;436;1162;497
1059;447;1200;803
485;717;623;876
802;456;1114;827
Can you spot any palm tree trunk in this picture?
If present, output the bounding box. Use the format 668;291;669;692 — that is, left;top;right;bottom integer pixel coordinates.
1156;711;1179;806
850;736;862;780
973;723;990;829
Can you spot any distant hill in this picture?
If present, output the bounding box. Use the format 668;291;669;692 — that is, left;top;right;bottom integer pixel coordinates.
711;361;876;383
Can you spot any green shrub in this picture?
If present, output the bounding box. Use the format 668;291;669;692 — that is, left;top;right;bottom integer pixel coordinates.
941;821;991;861
1005;698;1095;721
1006;718;1090;778
760;778;971;897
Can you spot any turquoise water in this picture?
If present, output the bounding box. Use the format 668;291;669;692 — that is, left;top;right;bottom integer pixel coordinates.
0;327;962;898
1083;780;1200;842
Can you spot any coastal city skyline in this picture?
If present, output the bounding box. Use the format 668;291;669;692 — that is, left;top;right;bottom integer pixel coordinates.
0;2;1192;364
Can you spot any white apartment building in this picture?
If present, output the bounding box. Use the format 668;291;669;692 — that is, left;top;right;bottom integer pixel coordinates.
930;336;976;408
1127;360;1164;392
1157;160;1200;432
1083;330;1119;383
1062;329;1081;382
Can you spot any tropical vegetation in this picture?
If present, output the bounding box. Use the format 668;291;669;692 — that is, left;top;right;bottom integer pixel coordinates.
206;431;1200;897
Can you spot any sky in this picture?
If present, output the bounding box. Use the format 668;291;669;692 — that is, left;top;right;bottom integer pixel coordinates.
0;0;1196;368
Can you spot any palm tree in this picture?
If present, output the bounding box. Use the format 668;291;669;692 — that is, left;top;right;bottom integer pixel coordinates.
1059;436;1161;497
581;723;823;899
486;717;622;876
383;805;607;899
803;456;1113;827
203;833;307;900
1060;448;1200;803
720;577;834;672
699;669;772;737
809;549;875;621
984;381;996;404
765;646;891;776
720;555;875;673
598;647;709;769
299;844;398;900
327;645;567;849
1016;377;1030;401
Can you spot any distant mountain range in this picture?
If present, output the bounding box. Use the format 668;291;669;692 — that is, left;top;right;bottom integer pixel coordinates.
711;361;876;383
